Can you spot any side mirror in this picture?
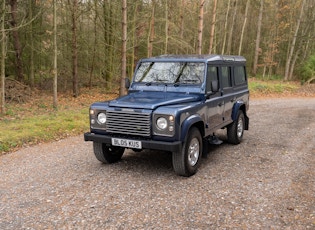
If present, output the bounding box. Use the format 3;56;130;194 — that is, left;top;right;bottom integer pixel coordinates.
211;80;219;92
125;78;130;89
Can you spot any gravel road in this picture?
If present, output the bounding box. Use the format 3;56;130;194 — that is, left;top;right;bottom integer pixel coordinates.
1;98;314;229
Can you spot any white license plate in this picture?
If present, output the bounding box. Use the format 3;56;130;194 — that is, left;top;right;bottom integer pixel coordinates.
111;138;142;149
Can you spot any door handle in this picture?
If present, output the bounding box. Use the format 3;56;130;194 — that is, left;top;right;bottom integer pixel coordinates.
231;98;236;102
218;102;224;107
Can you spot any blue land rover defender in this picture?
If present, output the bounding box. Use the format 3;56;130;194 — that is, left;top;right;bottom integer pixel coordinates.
84;55;249;176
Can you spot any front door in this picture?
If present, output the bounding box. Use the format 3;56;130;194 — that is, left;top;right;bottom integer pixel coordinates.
205;65;224;135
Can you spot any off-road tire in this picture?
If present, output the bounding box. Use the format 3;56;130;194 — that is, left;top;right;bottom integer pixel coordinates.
93;142;125;163
227;110;245;145
172;127;202;177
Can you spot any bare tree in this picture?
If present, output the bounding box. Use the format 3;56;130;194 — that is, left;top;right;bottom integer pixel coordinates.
69;0;79;97
29;0;34;88
208;0;217;54
9;0;23;81
89;0;98;89
221;0;231;54
252;0;263;76
238;0;250;55
102;1;115;89
226;0;237;54
164;0;169;54
284;0;306;80
1;0;6;114
53;0;58;109
147;1;155;57
130;1;140;75
197;0;205;55
120;0;127;96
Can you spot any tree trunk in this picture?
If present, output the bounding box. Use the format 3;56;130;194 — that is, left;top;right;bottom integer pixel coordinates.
53;0;58;109
226;0;237;55
103;1;114;89
29;0;34;88
252;0;263;76
208;0;217;54
289;49;300;80
131;2;139;75
1;0;6;114
164;0;169;54
221;0;231;54
179;0;184;52
284;0;305;81
89;0;98;89
238;0;250;55
120;0;127;96
197;0;205;55
70;0;79;97
147;1;155;57
9;0;24;82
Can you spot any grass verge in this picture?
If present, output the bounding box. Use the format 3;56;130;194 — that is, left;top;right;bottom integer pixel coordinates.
248;78;300;96
0;108;88;153
0;89;118;155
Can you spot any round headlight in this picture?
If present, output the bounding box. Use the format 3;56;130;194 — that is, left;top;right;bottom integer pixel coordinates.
97;112;107;124
156;117;168;130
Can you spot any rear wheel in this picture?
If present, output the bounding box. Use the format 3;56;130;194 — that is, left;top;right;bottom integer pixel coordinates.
172;127;202;177
93;142;125;163
227;110;245;144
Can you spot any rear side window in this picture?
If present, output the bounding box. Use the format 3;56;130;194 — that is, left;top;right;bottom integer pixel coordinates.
234;66;246;85
221;66;232;88
206;66;219;92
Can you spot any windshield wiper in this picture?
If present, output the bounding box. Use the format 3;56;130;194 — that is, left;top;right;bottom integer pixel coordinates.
174;62;187;83
139;62;154;82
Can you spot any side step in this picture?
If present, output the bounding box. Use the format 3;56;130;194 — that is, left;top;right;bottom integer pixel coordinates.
208;135;223;145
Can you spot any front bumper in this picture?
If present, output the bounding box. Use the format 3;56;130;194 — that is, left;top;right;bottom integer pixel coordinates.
84;132;182;152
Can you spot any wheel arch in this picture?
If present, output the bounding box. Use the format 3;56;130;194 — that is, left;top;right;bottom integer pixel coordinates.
180;115;205;142
232;101;249;130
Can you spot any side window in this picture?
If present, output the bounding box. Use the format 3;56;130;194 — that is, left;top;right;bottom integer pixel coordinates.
206;65;219;92
221;66;232;88
234;66;246;85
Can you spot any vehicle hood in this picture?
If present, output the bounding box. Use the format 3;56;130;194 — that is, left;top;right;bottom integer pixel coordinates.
109;91;201;110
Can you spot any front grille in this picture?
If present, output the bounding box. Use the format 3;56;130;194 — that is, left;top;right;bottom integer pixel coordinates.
107;110;151;137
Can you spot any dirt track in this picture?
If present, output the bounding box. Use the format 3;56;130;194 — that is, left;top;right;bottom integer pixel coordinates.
0;98;314;229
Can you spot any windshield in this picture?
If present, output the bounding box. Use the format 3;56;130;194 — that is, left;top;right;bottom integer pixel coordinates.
134;62;205;84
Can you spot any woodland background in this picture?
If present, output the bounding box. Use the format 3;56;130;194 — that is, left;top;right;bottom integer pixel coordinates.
0;0;315;113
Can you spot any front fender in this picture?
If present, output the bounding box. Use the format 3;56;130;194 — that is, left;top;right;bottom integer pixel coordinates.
180;114;204;141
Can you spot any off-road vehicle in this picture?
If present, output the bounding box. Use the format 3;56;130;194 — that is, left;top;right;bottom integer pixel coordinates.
84;55;249;176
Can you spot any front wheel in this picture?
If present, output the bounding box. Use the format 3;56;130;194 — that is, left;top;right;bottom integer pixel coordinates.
227;110;245;144
93;142;125;163
172;127;202;177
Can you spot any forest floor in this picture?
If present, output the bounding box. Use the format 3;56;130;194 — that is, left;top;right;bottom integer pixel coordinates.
0;79;314;154
3;79;315;116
